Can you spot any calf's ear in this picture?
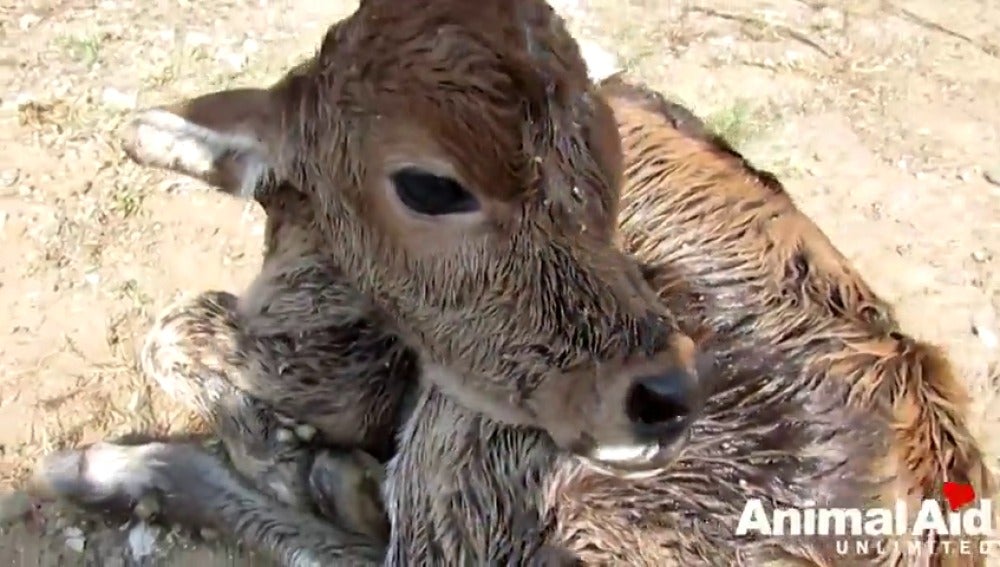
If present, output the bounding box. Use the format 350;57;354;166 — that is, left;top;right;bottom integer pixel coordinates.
120;87;284;199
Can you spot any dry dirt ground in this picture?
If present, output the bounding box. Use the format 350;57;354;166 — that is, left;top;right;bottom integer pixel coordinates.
0;0;997;564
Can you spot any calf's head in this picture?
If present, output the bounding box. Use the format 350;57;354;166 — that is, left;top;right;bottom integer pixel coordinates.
121;0;702;476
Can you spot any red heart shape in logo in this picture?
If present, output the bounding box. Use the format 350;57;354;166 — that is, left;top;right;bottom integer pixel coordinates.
942;482;976;511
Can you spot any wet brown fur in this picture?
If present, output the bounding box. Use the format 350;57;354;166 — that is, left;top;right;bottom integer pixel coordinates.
603;77;995;565
31;1;994;566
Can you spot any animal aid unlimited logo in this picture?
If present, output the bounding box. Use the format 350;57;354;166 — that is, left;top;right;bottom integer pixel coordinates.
734;482;1000;558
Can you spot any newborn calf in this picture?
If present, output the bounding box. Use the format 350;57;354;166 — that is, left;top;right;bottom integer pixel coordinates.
33;5;992;565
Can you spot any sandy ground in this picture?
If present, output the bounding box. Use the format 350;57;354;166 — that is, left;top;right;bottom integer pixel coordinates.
0;0;997;563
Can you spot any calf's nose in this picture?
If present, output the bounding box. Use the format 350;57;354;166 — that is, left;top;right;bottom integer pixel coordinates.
625;368;700;443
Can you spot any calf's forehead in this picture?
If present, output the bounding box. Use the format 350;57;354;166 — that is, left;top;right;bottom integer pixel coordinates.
293;0;604;202
326;4;590;171
322;0;580;97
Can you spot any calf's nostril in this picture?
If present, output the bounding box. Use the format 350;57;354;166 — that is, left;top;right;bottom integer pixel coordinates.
625;371;694;428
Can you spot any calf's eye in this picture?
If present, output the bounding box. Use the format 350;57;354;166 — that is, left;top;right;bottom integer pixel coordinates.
390;167;480;216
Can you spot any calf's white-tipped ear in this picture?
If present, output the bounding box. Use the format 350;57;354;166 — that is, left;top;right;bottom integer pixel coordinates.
120;88;282;200
578;39;621;83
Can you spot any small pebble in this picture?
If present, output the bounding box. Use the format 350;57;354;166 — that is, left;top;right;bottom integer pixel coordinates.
0;169;19;187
